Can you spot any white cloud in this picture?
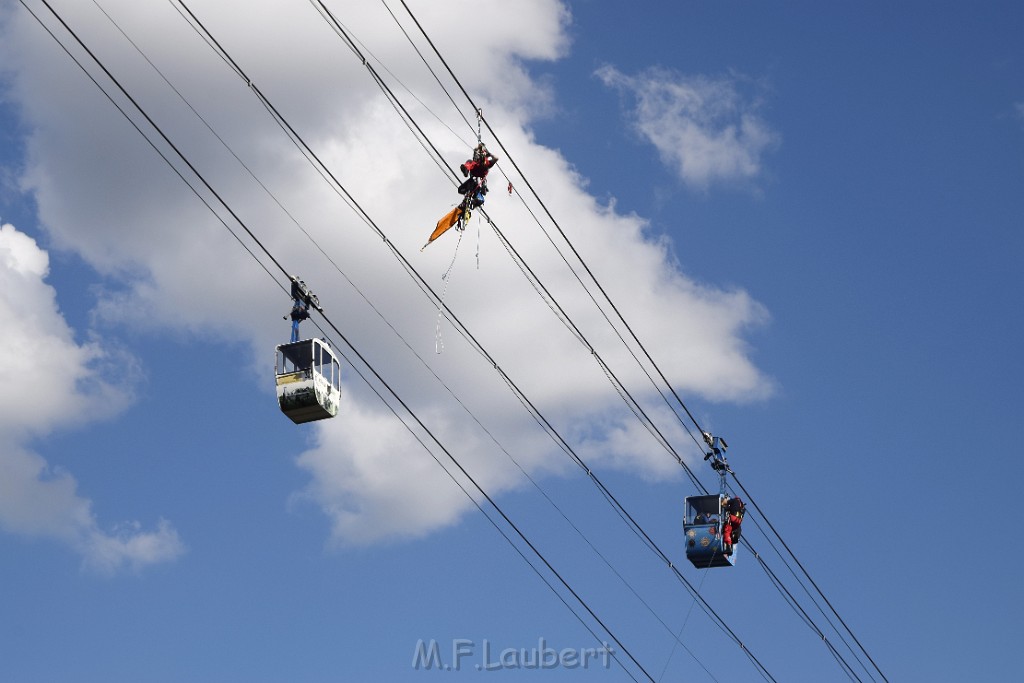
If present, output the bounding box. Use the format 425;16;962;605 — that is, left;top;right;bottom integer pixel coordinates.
2;1;772;545
81;518;184;574
596;65;779;189
0;223;128;435
294;390;487;545
0;222;184;573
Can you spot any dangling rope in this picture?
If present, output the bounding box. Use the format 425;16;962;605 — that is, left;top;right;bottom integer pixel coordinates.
473;108;484;270
434;227;465;353
658;564;718;682
476;213;482;269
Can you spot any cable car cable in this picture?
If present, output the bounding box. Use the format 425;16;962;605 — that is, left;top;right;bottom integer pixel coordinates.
391;0;709;442
157;6;778;676
23;5;733;678
304;5;876;678
315;2;876;675
162;8;723;573
379;4;852;615
24;1;823;679
731;474;887;682
20;3;662;678
308;0;713;496
150;14;723;608
158;4;827;678
317;0;476;147
303;313;660;683
173;0;711;551
298;315;648;683
728;486;877;681
16;0;292;283
385;4;890;679
172;0;724;563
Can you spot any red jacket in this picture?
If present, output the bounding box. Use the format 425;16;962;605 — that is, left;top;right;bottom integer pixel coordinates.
464;154;498;178
724;513;742;544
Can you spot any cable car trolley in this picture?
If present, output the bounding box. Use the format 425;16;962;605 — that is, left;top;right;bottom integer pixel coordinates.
274;277;341;424
683;434;744;569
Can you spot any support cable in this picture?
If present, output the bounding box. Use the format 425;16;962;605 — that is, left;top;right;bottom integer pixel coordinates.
25;2;793;680
389;4;889;680
19;2;655;678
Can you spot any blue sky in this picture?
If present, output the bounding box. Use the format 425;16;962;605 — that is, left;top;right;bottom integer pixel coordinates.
1;1;1022;681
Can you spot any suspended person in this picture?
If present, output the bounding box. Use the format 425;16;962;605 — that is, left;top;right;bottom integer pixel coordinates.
460;143;498;181
458;143;498;207
723;497;745;554
422;144;498;250
726;496;745;524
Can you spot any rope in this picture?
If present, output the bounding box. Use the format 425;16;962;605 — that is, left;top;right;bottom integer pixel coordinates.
659;560;718;682
434;228;464;353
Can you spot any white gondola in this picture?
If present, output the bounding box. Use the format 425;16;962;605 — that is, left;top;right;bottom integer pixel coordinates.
274;338;340;424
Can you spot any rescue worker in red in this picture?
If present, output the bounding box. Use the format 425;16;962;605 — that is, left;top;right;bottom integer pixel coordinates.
723;496;744;554
460;143;498;179
458;143;499;207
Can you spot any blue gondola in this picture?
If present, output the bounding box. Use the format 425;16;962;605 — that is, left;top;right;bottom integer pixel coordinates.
683;434;743;569
683;494;736;568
